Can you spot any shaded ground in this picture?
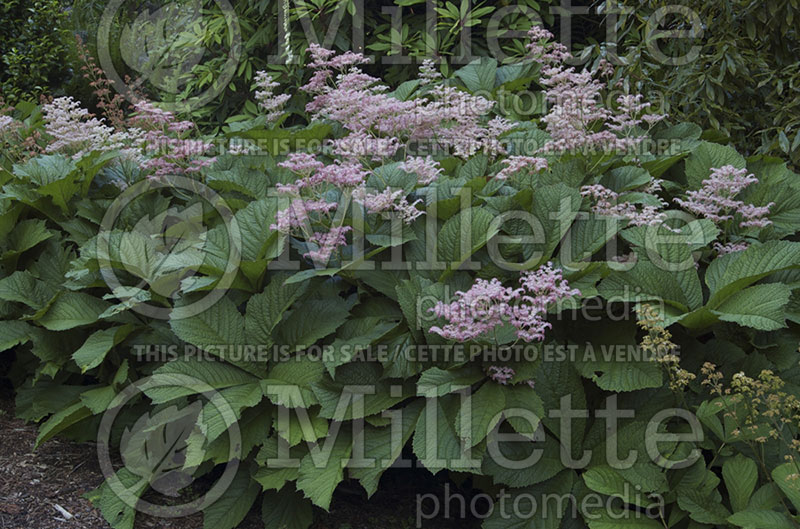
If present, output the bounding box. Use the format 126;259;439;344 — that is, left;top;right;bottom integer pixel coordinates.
0;394;479;529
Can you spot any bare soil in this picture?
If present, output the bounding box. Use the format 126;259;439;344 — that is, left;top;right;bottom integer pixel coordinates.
0;395;477;529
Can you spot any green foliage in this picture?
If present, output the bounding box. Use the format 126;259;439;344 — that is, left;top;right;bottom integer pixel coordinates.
3;47;800;529
0;0;73;103
595;0;800;166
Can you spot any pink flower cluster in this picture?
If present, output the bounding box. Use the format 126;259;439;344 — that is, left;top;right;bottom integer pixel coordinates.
487;366;515;385
495;156;549;180
352;187;424;223
429;263;580;343
713;241;750;256
300;45;510;159
42;97;140;159
580;183;668;227
400;156;443;185
254;71;291;123
674;165;773;228
130;102;216;177
528;28;665;155
0;115;17;134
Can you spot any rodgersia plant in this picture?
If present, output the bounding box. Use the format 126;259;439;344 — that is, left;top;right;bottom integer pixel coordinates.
5;22;800;529
429;263;580;343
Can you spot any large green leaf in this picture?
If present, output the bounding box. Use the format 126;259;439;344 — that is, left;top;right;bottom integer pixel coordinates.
202;465;260;529
723;454;758;513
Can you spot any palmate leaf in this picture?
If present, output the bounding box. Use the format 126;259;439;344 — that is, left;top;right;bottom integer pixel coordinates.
706;240;800;306
0;270;55;310
296;428;352;510
481;431;564;488
145;356;257;404
35;292;112;331
437;206;500;276
89;467;148;529
454;57;498;93
169;295;265;375
261;487;313;529
349;399;424;496
275;295;354;352
454;382;506;448
598;241;702;314
244;273;308;349
0;320;32;352
202;464;260;529
482;470;575;529
3;218;52;258
712;283;792;330
582;465;654;508
72;324;135;372
413;398;472;474
530;182;582;260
